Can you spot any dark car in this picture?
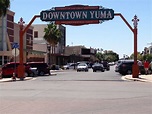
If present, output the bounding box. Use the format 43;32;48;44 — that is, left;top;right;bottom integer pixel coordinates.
26;62;50;76
101;61;110;71
92;63;105;72
1;62;34;78
117;60;145;75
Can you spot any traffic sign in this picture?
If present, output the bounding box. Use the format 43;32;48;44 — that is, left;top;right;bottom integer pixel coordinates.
12;48;19;56
40;5;114;25
12;42;19;48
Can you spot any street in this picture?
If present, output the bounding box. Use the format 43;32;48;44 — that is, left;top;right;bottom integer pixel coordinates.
0;66;152;114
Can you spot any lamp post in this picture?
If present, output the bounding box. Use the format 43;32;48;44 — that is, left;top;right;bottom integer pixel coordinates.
73;49;76;70
132;15;139;78
18;17;25;80
47;44;51;68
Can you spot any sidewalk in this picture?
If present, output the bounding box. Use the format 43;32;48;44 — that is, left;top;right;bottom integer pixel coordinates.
122;74;152;83
0;70;60;83
0;77;34;83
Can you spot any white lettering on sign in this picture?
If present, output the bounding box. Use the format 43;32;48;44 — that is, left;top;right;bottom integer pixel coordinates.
107;11;112;18
42;12;48;20
82;11;87;19
41;9;114;21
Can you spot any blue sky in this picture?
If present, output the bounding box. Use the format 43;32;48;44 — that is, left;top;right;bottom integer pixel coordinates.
10;0;152;58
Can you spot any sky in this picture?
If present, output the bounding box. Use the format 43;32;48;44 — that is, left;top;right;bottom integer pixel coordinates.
10;0;152;58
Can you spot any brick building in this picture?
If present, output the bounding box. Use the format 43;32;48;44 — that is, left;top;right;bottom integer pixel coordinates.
0;10;45;66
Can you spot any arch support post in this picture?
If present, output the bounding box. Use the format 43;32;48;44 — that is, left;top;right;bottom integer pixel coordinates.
114;13;139;78
132;15;139;78
18;15;40;80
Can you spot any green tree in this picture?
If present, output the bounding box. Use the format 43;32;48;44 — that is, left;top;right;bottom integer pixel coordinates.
0;0;10;17
130;52;152;62
103;51;119;62
43;23;62;53
130;52;141;60
95;52;104;61
96;51;119;62
143;54;152;61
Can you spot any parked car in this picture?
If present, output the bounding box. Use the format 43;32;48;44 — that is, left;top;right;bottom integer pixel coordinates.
101;61;110;71
50;64;60;70
108;62;115;66
92;63;105;72
117;60;145;75
1;62;35;78
63;63;76;70
26;62;50;76
77;63;88;72
115;60;123;72
77;61;92;68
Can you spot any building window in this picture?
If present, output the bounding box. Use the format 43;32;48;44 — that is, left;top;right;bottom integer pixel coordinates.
34;31;38;38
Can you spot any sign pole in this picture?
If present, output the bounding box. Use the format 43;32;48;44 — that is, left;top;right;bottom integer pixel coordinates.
12;48;16;81
12;42;19;80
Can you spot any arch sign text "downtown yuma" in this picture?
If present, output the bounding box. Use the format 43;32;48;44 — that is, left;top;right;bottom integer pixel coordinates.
40;5;114;25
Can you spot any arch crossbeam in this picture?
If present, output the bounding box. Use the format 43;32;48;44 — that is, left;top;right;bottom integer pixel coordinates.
114;13;134;33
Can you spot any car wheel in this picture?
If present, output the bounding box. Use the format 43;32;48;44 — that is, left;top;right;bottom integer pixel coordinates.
24;72;28;77
39;71;45;76
1;74;5;78
120;72;126;75
101;69;104;72
29;72;35;77
127;70;132;74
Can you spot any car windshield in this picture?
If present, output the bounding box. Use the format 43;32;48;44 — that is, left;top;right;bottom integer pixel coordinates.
78;63;86;66
93;63;101;66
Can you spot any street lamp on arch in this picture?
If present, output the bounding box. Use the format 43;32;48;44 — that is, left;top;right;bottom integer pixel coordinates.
132;15;139;78
132;15;139;28
18;17;25;30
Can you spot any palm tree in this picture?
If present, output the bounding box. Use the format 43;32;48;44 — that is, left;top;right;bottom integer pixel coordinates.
0;0;10;17
44;23;62;53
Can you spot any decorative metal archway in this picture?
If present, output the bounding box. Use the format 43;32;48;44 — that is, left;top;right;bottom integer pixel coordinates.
17;5;139;80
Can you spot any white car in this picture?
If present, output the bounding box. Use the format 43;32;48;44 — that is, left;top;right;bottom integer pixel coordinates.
63;63;76;70
77;63;88;72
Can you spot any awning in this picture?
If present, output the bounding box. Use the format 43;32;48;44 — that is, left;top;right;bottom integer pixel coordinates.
24;49;46;54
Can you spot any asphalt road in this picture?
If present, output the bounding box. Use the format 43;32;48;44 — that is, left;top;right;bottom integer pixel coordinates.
0;66;152;114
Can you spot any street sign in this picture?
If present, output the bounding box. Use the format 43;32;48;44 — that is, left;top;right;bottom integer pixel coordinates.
40;5;114;25
12;48;19;56
12;42;19;49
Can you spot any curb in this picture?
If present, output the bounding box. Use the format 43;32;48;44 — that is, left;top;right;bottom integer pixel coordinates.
0;77;33;83
50;70;64;73
50;73;57;76
122;75;152;83
0;73;58;83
